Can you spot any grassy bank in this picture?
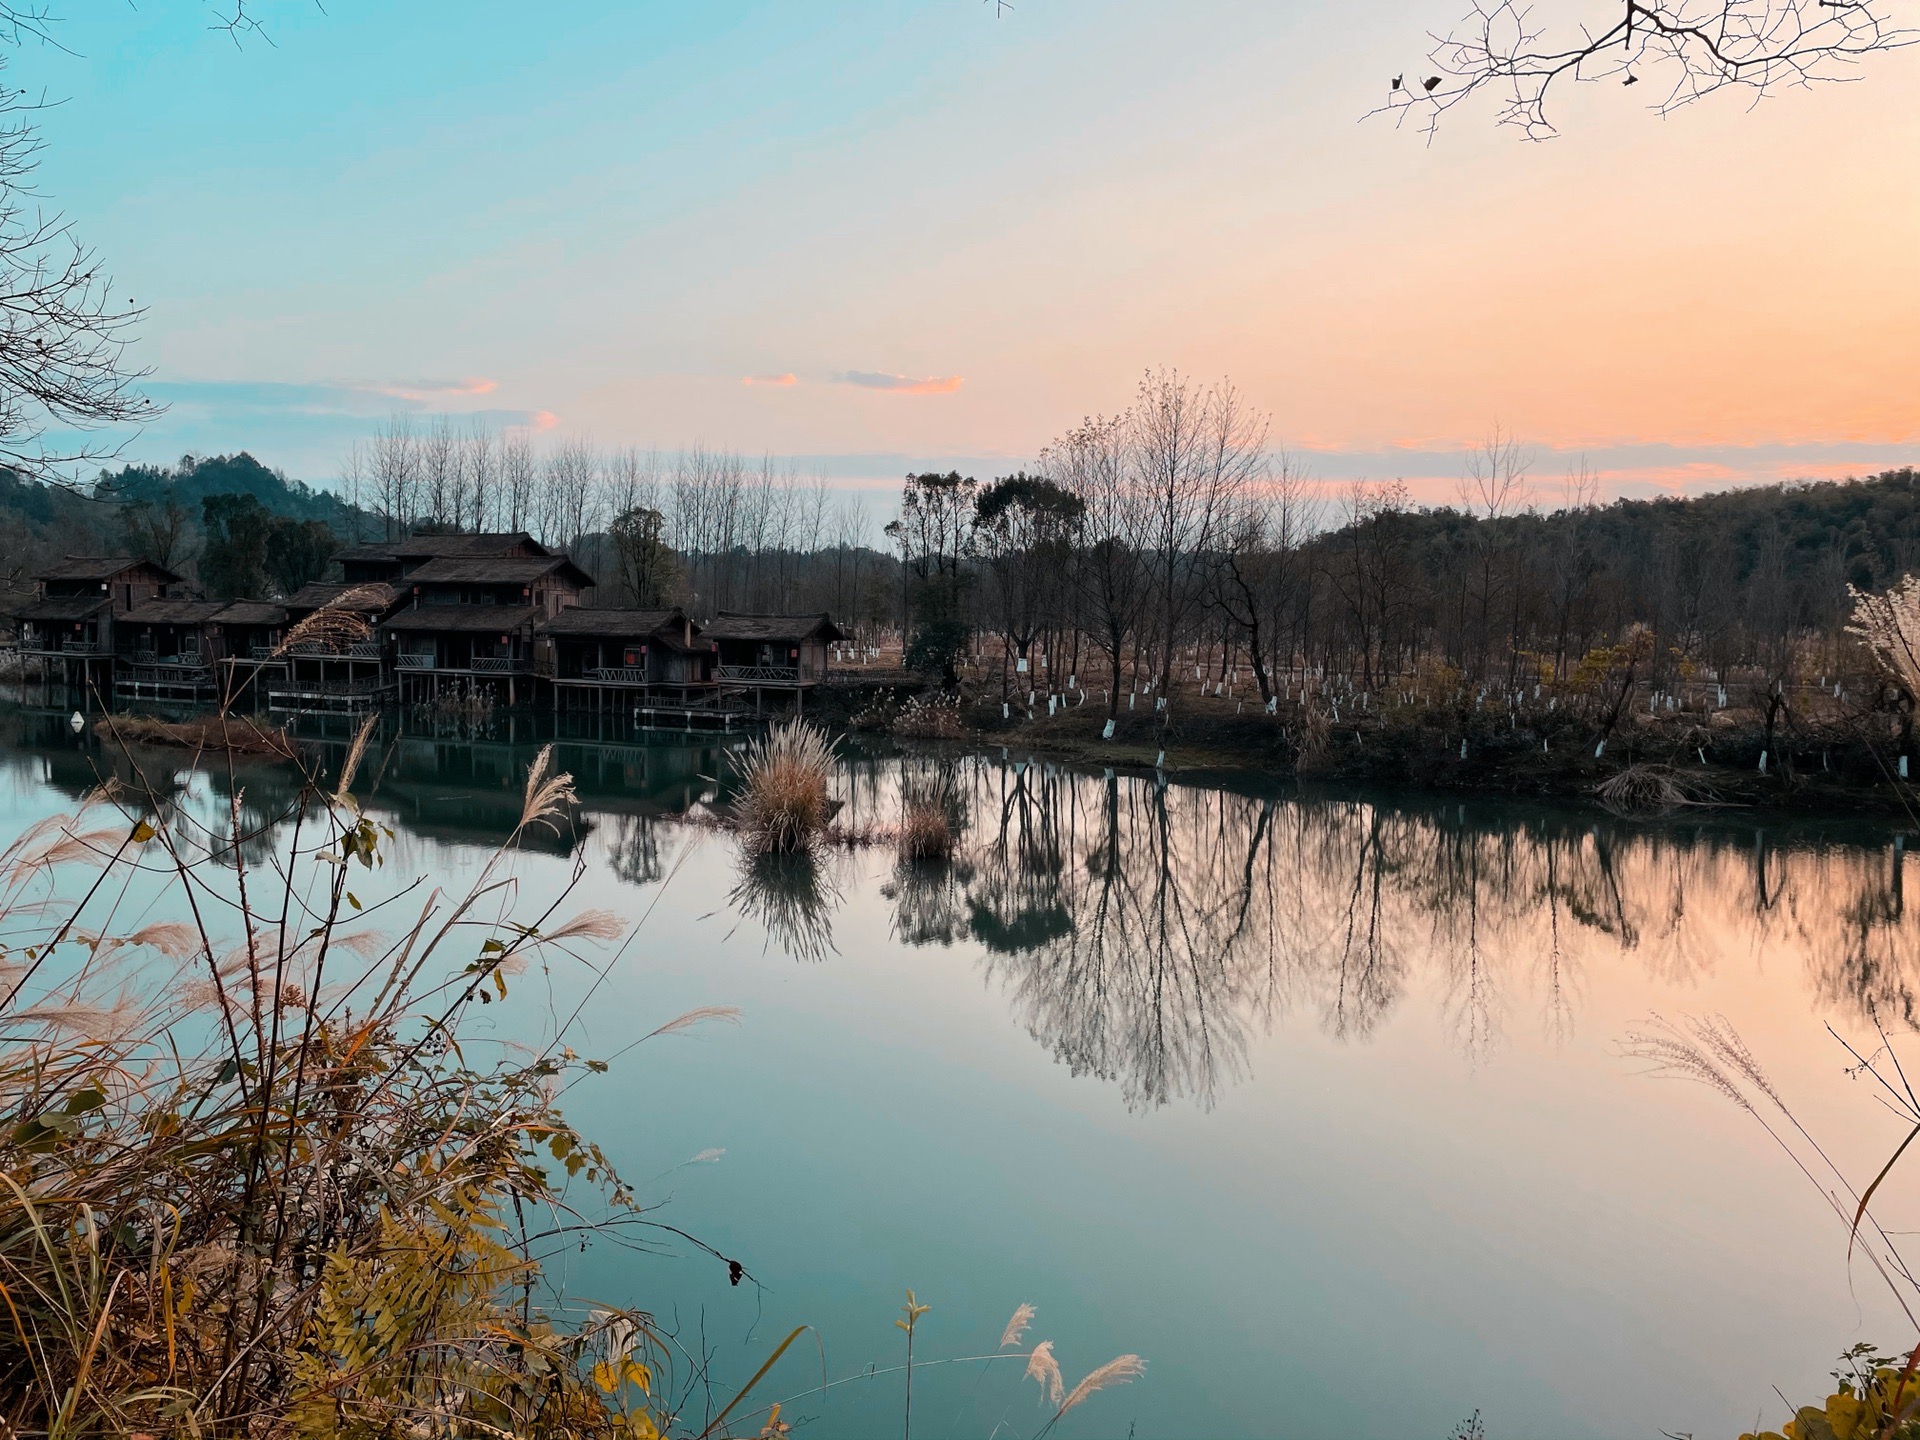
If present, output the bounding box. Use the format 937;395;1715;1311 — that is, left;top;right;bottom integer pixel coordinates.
811;674;1918;817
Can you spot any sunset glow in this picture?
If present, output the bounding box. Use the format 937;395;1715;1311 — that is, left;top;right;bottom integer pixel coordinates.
26;1;1919;499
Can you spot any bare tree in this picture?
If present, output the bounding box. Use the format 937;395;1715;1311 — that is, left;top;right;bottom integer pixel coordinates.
373;414;419;539
0;83;154;479
1049;413;1151;716
1208;452;1319;703
1129;369;1266;693
458;420;495;533
420;415;456;530
1385;0;1914;140
339;439;370;542
501;430;536;534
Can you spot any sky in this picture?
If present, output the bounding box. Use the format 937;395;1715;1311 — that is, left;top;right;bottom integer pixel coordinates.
20;0;1920;511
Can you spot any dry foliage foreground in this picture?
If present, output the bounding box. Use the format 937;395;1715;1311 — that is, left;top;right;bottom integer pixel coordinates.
0;716;717;1438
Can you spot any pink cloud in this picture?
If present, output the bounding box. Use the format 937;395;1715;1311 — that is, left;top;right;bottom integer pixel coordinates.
530;409;559;431
372;376;499;403
742;373;799;387
833;370;964;396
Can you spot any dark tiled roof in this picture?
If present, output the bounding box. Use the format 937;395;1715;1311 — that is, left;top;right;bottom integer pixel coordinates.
406;556;592;587
12;595;110;623
703;611;843;643
120;599;228;626
211;601;288;626
542;606;690;637
284;582;399;613
336;532;549;562
384;604;541;634
37;555;182;583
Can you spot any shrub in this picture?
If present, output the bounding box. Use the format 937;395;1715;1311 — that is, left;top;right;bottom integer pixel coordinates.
903;620;970;685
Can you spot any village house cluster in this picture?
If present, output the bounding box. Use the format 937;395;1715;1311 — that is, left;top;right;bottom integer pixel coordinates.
9;533;842;725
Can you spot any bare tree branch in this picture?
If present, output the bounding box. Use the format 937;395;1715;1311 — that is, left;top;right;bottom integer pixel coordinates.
1378;0;1916;140
0;78;156;480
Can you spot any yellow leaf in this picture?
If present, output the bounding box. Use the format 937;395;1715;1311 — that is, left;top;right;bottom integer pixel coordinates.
624;1358;653;1395
591;1359;619;1393
130;819;156;843
347;892;361;911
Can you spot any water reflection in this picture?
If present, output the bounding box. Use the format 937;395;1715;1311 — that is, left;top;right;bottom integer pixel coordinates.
838;756;1920;1110
729;849;842;964
1;699;1914;1116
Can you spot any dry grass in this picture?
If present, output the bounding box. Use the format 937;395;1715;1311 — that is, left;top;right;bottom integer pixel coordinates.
731;721;837;854
896;801;954;864
416;679;497;731
271;582;395;655
93;712;297;758
1595;762;1718;815
891;693;966;741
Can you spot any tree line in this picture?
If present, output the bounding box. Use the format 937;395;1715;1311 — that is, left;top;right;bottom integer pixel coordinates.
885;369;1920;713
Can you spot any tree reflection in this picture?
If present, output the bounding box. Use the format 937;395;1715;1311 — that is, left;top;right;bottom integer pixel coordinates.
861;759;1920;1112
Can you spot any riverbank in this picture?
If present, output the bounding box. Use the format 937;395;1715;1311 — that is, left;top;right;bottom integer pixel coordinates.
808;674;1917;818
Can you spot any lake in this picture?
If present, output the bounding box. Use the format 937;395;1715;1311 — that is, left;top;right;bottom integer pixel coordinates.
1;702;1913;1439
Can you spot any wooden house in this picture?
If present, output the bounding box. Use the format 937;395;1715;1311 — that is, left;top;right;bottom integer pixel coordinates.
385;553;593;705
11;557;183;705
543;607;726;722
336;533;552;587
211;601;290;703
705;612;844;713
112;598;230;702
270;582;399;714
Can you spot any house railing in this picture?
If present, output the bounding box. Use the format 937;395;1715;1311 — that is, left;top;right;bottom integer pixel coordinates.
716;663;802;683
60;641;101;656
268;677;388;697
289;640;380;660
469;655;522;673
396;653;436;670
589;666;652;684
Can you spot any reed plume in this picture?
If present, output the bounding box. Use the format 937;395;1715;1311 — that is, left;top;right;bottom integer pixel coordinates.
1026;1339;1064;1406
519;744;579;836
1849;574;1920;697
1000;1302;1035;1349
272;583;395;656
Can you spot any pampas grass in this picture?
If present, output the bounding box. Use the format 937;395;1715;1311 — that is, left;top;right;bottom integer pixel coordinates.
732;721;837;855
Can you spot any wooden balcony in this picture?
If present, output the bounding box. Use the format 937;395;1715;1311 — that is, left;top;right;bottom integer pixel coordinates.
716;663;804;685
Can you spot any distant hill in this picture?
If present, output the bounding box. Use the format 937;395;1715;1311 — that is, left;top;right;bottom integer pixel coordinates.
91;452;369;531
0;453;374;608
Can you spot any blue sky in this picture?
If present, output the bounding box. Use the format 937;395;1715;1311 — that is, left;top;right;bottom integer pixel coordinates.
20;1;1920;505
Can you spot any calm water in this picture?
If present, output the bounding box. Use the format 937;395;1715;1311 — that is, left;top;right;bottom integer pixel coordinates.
2;703;1916;1438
